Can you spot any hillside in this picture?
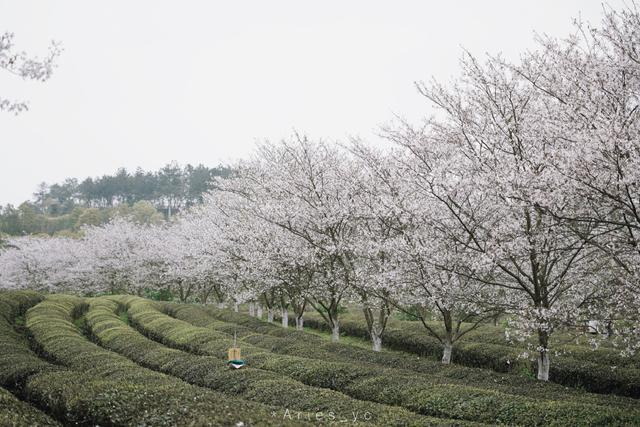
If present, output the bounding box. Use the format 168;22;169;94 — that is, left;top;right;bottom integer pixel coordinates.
0;162;230;237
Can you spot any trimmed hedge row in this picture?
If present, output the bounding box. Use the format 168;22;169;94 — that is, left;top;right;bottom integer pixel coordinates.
120;296;640;426
368;314;640;369
0;292;63;427
0;291;61;390
393;316;640;367
85;296;445;427
299;313;640;397
0;291;78;426
25;294;294;426
0;385;60;427
0;291;177;426
0;290;43;323
170;303;640;410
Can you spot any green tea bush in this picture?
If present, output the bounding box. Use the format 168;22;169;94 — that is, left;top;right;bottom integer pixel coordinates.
25;294;297;426
300;313;640;397
171;303;640;410
86;296;443;426
0;385;60;426
119;296;640;426
0;291;61;390
0;291;163;426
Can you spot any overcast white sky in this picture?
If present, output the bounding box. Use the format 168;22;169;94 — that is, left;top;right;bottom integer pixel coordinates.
0;1;624;205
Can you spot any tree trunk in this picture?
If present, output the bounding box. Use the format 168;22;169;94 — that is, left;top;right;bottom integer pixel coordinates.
331;322;340;343
291;297;307;331
178;282;185;303
362;304;389;353
248;302;255;317
281;308;289;328
200;284;214;306
233;303;239;313
267;308;274;323
256;305;263;319
537;329;550;381
217;302;225;309
441;340;453;364
371;331;382;352
537;351;550;381
605;321;614;338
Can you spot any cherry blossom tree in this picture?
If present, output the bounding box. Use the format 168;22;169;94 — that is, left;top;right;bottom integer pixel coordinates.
205;183;321;328
351;142;499;360
81;218;150;295
1;32;61;113
214;135;363;342
0;236;91;293
385;48;601;378
183;191;269;309
512;5;640;355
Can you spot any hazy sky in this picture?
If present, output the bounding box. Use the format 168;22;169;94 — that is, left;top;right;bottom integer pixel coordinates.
0;1;624;205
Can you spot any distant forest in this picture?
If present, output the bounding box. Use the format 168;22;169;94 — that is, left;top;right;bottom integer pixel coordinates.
0;162;231;236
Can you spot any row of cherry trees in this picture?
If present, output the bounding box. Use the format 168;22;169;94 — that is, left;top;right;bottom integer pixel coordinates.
1;6;639;381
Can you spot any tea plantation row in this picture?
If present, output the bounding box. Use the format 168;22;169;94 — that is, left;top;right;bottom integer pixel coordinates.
0;291;639;426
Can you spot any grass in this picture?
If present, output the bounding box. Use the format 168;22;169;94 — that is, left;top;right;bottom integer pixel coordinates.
13;314;25;327
72;315;86;331
117;310;129;325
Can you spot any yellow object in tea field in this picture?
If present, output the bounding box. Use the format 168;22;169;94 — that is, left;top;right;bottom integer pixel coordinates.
228;347;241;361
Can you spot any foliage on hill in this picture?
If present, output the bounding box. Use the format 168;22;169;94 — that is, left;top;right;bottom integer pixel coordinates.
0;162;231;236
0;201;163;237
